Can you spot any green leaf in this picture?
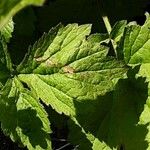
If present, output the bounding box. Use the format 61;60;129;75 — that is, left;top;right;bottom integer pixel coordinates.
17;24;127;116
110;20;127;44
108;20;127;57
1;18;14;42
68;74;149;150
87;33;109;44
0;0;45;30
0;35;12;85
0;78;52;150
118;13;150;65
17;23;62;73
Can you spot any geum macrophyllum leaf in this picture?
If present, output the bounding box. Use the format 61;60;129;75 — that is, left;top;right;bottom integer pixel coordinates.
0;78;52;150
68;71;150;150
117;13;150;65
17;24;127;116
0;0;45;30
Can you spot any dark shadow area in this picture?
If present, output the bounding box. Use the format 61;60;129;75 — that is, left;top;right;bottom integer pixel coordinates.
0;128;27;150
70;66;149;149
133;1;150;25
68;118;93;150
8;7;38;64
35;0;150;34
42;101;75;150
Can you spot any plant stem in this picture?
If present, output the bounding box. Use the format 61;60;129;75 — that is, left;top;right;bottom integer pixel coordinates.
102;15;112;34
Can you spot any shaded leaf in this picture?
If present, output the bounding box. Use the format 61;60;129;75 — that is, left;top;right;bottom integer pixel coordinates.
0;35;12;85
0;78;52;150
68;69;149;150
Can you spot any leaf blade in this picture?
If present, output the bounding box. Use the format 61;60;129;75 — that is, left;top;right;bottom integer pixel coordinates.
17;24;127;117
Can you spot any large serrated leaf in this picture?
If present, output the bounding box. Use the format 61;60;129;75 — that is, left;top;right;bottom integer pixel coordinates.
17;24;127;116
0;0;45;30
0;78;52;150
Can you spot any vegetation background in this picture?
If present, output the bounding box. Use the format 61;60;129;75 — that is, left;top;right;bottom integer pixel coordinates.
0;0;150;149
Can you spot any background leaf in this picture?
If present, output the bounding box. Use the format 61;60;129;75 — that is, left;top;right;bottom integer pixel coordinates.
0;0;45;30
